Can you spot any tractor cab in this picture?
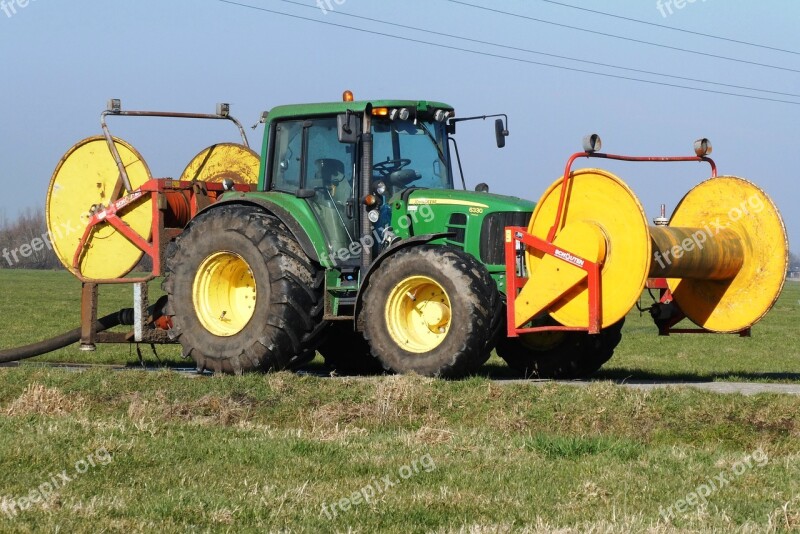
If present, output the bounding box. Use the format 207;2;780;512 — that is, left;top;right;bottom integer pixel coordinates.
261;93;511;275
263;98;459;267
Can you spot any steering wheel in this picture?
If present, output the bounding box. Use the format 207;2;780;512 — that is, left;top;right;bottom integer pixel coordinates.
373;158;411;177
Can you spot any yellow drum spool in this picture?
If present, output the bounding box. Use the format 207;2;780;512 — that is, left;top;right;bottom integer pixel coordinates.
46;136;153;280
518;169;651;329
658;176;788;333
517;170;788;334
179;143;260;185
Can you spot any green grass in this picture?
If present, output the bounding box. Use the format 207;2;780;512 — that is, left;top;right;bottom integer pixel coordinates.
1;372;799;532
1;270;799;532
604;281;800;382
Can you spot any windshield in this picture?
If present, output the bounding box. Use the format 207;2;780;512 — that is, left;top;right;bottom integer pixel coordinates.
372;119;453;194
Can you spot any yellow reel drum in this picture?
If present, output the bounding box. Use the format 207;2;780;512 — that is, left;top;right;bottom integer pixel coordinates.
179;143;260;185
518;170;787;333
519;169;651;329
46;136;153;280
655;177;788;332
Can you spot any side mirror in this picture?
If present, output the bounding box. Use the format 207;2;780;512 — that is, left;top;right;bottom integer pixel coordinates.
495;118;509;148
337;113;360;144
295;189;316;199
252;110;269;130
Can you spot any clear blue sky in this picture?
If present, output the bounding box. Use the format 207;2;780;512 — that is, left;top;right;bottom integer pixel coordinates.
1;0;798;251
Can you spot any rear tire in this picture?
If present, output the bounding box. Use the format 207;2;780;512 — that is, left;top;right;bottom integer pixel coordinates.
361;246;499;378
163;205;324;374
497;317;624;379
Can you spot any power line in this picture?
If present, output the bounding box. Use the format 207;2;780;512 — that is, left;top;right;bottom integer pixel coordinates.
537;0;800;56
272;0;800;100
214;0;800;106
445;0;800;75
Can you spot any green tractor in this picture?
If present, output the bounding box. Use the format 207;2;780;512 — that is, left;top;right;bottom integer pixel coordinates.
162;94;623;378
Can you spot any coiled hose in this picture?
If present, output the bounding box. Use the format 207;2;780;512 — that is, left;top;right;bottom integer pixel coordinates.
0;310;126;364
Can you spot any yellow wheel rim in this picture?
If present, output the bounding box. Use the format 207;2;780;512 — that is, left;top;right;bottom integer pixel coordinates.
193;252;258;337
385;276;451;353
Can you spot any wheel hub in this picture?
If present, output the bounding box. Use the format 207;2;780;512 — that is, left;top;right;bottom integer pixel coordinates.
385;276;451;353
193;251;257;337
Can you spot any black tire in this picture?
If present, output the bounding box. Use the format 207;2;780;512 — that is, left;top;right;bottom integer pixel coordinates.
496;317;624;379
361;245;499;378
162;205;324;374
318;321;385;375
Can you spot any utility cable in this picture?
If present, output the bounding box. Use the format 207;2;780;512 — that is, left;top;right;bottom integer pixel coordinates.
445;0;800;74
537;0;800;56
273;0;800;100
214;0;800;106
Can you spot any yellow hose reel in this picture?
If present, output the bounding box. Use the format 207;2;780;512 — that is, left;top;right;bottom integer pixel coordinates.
46;138;260;281
179;143;260;185
46;136;153;280
516;169;788;333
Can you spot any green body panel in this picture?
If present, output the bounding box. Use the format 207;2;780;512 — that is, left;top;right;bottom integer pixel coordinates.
390;189;535;294
219;190;331;262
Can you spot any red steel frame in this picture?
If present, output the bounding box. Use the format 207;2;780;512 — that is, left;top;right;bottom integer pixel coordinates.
72;178;253;284
505;149;717;338
73;103;256;347
505;227;603;337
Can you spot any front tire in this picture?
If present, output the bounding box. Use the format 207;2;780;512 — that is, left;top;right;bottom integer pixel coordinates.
361;246;499;378
163;205;324;374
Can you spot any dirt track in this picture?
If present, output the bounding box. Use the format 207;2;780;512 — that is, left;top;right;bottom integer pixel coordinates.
498;379;800;396
5;362;800;395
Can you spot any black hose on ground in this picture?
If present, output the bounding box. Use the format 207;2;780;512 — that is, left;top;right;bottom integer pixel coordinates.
0;310;127;364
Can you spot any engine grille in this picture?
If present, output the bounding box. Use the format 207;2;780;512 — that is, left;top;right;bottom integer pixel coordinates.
479;211;532;265
446;212;468;248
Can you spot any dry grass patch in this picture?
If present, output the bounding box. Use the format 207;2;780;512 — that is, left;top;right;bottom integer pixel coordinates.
126;391;252;427
5;382;84;416
407;426;455;446
308;375;439;428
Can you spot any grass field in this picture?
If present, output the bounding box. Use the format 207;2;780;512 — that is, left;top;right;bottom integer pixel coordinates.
0;270;799;532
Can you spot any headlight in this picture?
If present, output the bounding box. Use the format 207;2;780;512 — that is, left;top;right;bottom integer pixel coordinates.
582;133;602;153
694;138;712;156
434;110;452;122
368;210;380;223
374;181;387;195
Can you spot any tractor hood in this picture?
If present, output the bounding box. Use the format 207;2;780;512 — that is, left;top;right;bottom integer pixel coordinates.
403;188;535;214
390;188;535;274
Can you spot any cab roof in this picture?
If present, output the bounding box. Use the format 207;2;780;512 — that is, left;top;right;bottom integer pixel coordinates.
267;99;454;121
